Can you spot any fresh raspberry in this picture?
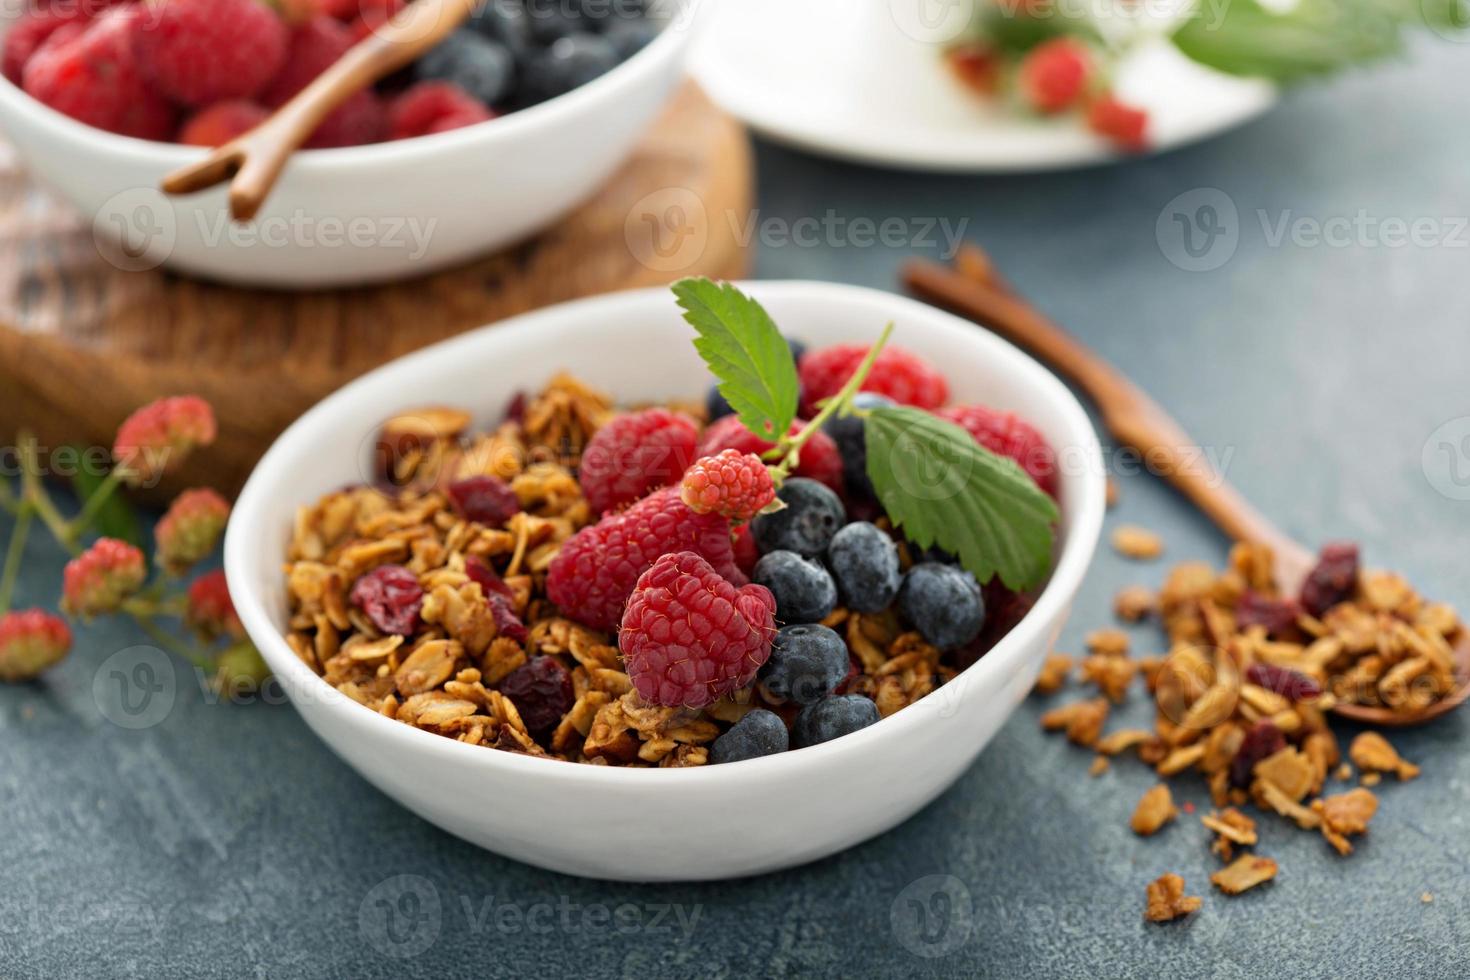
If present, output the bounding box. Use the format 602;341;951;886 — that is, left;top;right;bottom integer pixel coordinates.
1300;542;1359;617
0;609;73;683
113;395;217;486
349;564;423;636
798;344;950;416
1017;38;1090;114
546;486;745;632
132;0;288;106
154;488;231;574
61;538;146;617
498;656;572;738
186;570;244;640
696;415;844;497
4;7;90;85
620;551;777;708
22;8;176;140
935;404;1059;498
388;81;494;140
261;16;385;147
680;450;775;521
178;100;269;147
446;475;520;526
578;408;699;516
1087;92;1148;151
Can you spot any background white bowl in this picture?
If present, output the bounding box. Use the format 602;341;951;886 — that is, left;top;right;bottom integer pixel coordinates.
226;281;1105;881
0;3;698;288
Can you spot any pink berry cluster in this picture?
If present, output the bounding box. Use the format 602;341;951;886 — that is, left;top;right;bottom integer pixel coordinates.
2;393;266;693
947;36;1149;152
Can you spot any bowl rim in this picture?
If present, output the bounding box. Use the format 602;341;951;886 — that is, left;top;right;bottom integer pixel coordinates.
0;0;697;170
226;280;1105;786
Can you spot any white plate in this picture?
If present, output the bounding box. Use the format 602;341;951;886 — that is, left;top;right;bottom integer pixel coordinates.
689;0;1277;172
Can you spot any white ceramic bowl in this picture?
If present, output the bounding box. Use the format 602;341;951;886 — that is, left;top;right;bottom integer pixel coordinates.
226;281;1105;881
0;4;698;288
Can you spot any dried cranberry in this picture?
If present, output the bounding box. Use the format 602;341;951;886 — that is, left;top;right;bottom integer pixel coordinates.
447;475;520;526
503;391;527;425
349;565;423;636
465;555;515;601
1245;662;1322;703
1229;720;1286;788
499;656;573;739
1236;590;1299;638
1299;542;1360;617
488;594;528;644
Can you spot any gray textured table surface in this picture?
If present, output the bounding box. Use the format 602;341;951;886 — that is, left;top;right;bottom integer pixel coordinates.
4;41;1469;980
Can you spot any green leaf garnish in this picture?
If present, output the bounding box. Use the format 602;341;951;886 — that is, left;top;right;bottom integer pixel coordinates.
1172;0;1465;83
69;453;143;547
673;277;799;442
864;407;1059;592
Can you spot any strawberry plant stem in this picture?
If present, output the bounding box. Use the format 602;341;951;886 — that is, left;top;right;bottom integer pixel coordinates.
0;504;33;616
769;323;895;482
67;469;126;545
17;434;78;557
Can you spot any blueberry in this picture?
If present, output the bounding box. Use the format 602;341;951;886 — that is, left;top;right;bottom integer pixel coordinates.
522;32;619;103
760;624;849;705
753;551;837;624
899;562;986;650
823;392;894;500
417;31;515;106
706;384;734;423
469;0;536;62
601;18;658;58
826;521;900;613
793;695;880;748
523;0;589;43
751;478;845;558
710;709;789;763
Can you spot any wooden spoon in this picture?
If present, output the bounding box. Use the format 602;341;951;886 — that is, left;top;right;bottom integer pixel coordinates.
162;0;481;220
903;248;1470;727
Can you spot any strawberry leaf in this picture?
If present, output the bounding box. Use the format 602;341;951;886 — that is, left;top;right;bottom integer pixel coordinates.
673;278;799;442
865;406;1059;591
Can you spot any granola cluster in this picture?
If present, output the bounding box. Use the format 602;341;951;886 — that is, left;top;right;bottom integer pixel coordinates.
281;376;984;767
1035;538;1462;920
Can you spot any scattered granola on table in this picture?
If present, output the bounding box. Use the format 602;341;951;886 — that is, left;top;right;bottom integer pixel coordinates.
281;280;1067;767
1145;874;1202;923
1035;536;1462;913
1111;525;1164;560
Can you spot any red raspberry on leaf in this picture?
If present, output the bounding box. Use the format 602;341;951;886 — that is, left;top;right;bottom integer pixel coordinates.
799;343;949;416
1018;38;1090;115
730;522;759;578
620;551;777;709
681;450;775;521
696;415;843;497
179;101;269;147
4;7;90;85
132;0;289;106
547;486;745;632
389;82;494;140
578;408;699;516
0;609;73;683
22;8;176;141
935;404;1059;498
1087;92;1149;151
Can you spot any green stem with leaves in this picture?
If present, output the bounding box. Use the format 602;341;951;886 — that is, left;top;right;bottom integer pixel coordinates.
67;468;127;543
768;322;895;483
0;503;33;616
17;434;77;557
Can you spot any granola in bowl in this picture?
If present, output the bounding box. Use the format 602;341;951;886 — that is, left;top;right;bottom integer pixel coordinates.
280;280;1066;768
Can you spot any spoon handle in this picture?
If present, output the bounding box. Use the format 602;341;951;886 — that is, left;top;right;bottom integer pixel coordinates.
904;256;1313;572
162;0;480;220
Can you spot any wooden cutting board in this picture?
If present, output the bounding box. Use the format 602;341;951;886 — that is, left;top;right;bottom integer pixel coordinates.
0;81;753;501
